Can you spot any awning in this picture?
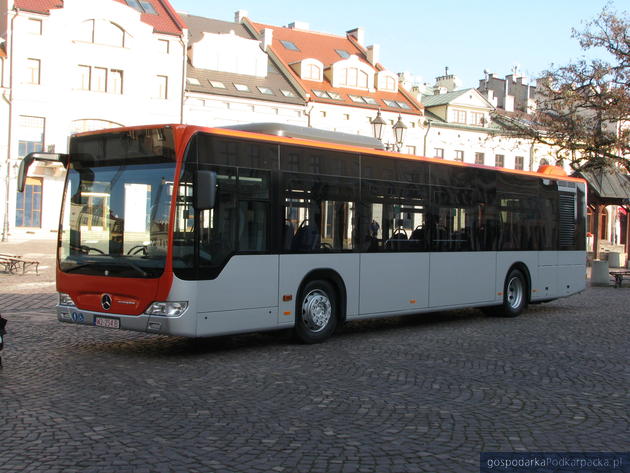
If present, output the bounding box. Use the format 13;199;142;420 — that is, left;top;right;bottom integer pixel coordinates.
577;169;630;206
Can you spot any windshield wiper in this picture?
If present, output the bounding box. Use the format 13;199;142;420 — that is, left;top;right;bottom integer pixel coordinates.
63;263;95;273
62;259;148;277
113;257;148;277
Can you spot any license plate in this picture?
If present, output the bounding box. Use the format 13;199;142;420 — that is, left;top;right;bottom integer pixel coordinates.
95;317;120;329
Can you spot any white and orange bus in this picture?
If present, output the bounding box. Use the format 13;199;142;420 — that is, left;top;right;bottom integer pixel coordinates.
18;123;587;343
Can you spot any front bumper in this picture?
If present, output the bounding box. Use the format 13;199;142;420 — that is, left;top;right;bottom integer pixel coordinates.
56;305;192;336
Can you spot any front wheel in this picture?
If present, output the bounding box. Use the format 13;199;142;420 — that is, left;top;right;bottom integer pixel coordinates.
294;280;338;344
483;269;528;317
502;269;528;317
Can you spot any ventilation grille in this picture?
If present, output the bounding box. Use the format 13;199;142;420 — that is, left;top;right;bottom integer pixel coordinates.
559;193;576;247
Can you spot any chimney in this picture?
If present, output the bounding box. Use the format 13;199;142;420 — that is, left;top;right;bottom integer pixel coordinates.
347;27;365;46
234;10;248;23
367;44;380;65
288;21;309;30
262;28;273;51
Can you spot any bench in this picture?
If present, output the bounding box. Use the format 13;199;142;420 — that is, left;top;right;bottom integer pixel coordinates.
0;253;40;275
609;270;630;288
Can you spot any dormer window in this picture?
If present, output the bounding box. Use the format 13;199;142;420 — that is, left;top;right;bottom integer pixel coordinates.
293;58;324;82
342;67;368;88
376;70;398;92
304;63;321;81
329;55;374;91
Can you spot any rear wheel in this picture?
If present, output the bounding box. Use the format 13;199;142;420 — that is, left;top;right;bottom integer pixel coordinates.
295;280;338;344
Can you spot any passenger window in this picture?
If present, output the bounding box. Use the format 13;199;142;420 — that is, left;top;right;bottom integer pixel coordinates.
360;180;428;252
283;173;358;251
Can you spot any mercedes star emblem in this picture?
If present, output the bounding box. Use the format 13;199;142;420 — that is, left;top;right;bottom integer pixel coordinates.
101;294;112;311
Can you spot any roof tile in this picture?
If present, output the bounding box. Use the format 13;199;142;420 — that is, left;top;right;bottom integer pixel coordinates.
250;21;422;115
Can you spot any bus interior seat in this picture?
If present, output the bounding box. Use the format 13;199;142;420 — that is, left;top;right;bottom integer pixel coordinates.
291;220;321;251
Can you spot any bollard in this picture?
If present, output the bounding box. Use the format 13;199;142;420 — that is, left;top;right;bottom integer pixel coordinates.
0;314;6;368
590;260;610;286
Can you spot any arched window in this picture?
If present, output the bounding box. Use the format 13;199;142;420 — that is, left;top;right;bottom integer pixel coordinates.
305;64;321;81
95;21;125;47
77;19;126;47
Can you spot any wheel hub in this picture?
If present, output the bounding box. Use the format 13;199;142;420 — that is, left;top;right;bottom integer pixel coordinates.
302;290;332;332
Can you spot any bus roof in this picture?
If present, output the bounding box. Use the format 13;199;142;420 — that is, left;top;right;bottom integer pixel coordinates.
73;123;587;184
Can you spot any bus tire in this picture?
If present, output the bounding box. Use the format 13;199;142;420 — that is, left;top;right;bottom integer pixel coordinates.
501;268;528;317
295;280;338;344
483;268;528;317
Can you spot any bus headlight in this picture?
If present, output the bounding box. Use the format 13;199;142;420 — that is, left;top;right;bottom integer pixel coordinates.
145;301;188;317
58;293;76;307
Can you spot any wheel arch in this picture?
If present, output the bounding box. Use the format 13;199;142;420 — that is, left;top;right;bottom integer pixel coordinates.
507;262;532;302
297;268;347;324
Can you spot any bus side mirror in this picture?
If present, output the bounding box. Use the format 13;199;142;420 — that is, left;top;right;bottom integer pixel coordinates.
18;152;68;192
194;170;217;210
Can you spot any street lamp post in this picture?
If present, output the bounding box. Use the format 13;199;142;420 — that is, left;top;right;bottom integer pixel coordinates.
371;110;407;152
393;114;407;152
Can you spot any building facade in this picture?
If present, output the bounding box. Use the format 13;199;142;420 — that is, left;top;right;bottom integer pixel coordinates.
1;0;186;239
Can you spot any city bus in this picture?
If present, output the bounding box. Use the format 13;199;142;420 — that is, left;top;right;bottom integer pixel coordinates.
18;123;587;343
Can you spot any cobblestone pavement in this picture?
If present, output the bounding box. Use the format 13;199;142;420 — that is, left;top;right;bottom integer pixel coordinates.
0;286;628;473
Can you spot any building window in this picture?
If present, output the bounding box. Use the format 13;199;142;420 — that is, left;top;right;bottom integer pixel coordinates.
304;63;321;81
158;39;170;54
27;18;42;35
495;154;505;167
78;20;125;47
335;49;350;59
280;89;295;97
280;40;299;51
125;0;157;14
110;70;123;94
24;58;41;85
406;145;416;155
454;150;464;162
209;80;225;88
95;21;125;47
76;66;123;94
452;109;467;124
17;116;45;158
155;75;168;99
257;86;274;95
471;112;484;126
434;148;444;159
475;152;485;165
93;67;107;92
341;67;369;89
16;177;43;228
234;83;250;92
515;156;524;170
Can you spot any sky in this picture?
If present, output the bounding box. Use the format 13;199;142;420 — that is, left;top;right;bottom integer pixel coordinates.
169;0;621;89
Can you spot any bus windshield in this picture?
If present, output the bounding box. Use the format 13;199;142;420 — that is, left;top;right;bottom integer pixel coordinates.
58;128;176;278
